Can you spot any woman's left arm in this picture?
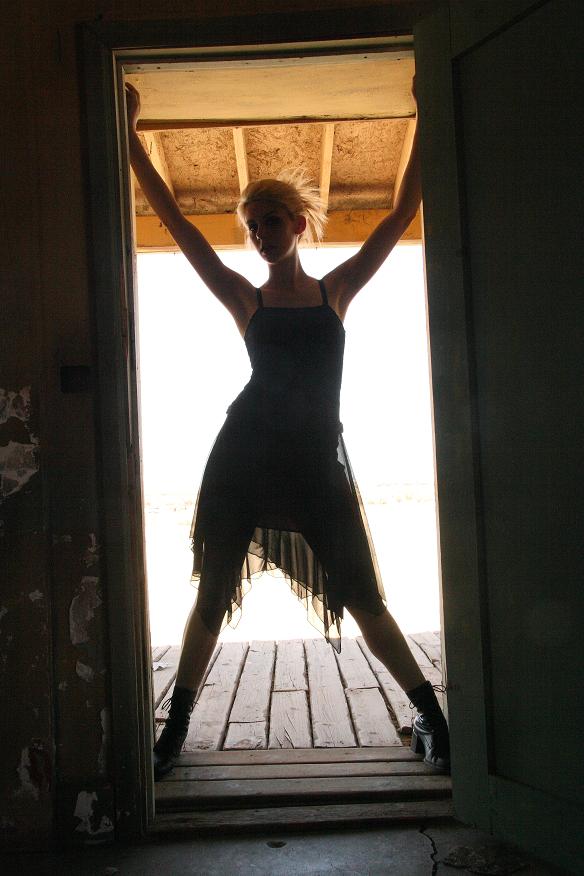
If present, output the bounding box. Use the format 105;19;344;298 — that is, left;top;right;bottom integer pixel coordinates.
324;82;421;317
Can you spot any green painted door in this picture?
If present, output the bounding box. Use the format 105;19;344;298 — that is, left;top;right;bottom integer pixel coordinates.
415;2;583;870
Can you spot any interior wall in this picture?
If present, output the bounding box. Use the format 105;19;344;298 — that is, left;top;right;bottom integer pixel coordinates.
0;0;423;850
5;0;581;858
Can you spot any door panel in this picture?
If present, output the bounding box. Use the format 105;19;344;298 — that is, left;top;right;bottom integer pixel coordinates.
457;0;583;806
450;0;545;56
416;1;583;869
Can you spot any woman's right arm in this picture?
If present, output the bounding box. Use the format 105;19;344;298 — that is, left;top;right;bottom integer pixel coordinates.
125;84;252;324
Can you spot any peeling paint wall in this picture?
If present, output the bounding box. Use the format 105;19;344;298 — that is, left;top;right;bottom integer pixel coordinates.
0;387;40;502
1;10;55;835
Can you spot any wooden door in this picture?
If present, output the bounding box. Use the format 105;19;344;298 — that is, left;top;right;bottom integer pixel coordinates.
415;2;583;870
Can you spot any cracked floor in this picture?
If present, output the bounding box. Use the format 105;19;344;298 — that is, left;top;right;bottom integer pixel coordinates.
1;820;568;875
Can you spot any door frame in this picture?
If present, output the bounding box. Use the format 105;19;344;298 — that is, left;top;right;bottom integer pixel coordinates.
79;4;484;839
414;6;492;827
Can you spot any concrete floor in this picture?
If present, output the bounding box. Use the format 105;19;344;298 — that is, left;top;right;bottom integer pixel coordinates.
1;819;568;875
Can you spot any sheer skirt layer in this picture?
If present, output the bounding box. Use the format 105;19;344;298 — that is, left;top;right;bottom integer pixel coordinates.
189;413;386;651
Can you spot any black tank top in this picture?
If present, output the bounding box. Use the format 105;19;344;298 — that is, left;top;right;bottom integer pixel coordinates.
227;279;345;437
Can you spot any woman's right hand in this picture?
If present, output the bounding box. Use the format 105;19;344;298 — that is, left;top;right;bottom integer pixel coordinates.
125;82;141;132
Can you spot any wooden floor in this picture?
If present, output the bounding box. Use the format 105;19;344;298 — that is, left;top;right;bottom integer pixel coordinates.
151;633;451;825
152;633;444;751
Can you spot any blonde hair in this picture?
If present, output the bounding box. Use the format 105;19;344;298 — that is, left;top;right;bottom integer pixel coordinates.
236;169;327;246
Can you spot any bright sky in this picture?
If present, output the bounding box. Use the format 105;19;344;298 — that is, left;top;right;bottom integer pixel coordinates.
137;244;442;641
137;243;435;500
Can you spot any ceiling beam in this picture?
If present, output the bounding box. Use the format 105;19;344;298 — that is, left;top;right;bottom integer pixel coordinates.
232;128;249;194
135;209;421;251
137;113;414;132
142;132;175;197
319;124;335;213
393;119;416;206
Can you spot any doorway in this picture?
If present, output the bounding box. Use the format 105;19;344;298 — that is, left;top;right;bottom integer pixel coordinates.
80;13;454;836
129;48;447;824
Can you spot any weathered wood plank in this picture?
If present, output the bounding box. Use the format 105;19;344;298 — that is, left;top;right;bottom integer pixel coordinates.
223;721;267;750
273;639;307;691
155;682;180;740
305;638;356;747
184;642;248;751
356;637;413;734
357;637;445;723
167;760;432;782
407;635;434;668
156;774;452;807
228;640;275;723
334;637;379;689
152;645;181;710
154;644;223;730
151;799;455;833
177;746;415;766
346;688;401;747
268;690;312;749
410;631;442;667
204;642;247;691
184;689;235;751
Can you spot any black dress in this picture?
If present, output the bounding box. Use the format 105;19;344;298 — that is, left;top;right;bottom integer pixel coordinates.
190;279;386;651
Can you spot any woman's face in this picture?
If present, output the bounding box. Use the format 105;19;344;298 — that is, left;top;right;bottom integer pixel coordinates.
243;200;305;263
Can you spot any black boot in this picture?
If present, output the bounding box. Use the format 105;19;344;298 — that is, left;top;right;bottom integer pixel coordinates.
153;686;196;781
407;679;450;773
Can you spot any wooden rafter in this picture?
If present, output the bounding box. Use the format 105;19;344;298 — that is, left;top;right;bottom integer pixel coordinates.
319;123;335;213
137;114;413;132
232;127;249;194
135;209;421;251
143;131;175;197
393;119;416;206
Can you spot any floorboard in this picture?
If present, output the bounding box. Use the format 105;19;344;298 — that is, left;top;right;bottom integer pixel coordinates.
346;687;402;746
223;721;267;750
165;760;435;782
334;637;378;689
273;639;307;691
156;774;452;810
305;638;356;747
150;798;455;832
356;636;414;734
268;690;313;749
176;746;418;766
151;633;450;819
152;645;181;710
184;642;248;751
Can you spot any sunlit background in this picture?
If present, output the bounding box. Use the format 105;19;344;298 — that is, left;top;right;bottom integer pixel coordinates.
137;244;441;646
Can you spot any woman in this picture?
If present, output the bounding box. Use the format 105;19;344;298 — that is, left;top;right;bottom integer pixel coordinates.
125;79;449;779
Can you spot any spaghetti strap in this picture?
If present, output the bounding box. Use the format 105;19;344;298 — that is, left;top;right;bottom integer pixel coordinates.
255;287;264;308
318;279;328;306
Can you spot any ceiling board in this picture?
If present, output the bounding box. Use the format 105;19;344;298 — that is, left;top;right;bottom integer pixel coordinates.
126;52;415;125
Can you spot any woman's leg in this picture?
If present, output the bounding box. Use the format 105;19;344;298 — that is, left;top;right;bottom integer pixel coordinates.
153;522;254;779
348;604;426;693
178;515;256;692
175;602;222;693
153;600;223;780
